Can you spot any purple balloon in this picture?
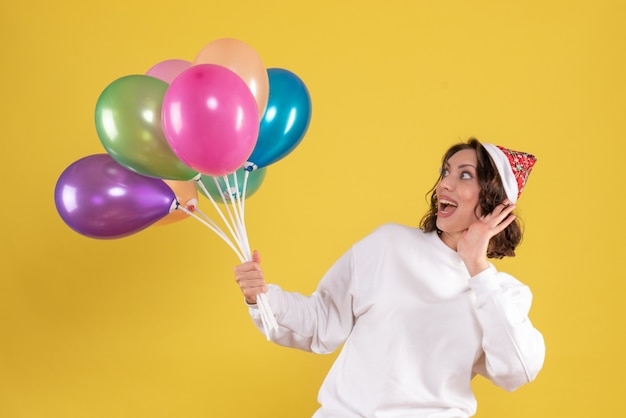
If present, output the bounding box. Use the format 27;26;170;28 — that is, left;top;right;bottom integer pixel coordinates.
54;154;177;239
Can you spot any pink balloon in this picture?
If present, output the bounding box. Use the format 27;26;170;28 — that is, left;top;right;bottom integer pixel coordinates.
146;59;191;84
162;64;260;176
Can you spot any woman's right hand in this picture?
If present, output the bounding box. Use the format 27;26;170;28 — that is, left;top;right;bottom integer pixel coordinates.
233;250;267;304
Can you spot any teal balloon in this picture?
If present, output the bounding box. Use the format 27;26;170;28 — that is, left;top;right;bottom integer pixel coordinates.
197;167;267;202
95;75;198;181
246;68;311;170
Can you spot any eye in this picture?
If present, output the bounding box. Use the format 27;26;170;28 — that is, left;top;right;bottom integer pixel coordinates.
461;171;473;180
441;168;450;177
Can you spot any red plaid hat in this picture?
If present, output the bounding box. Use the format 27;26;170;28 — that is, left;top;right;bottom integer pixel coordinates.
482;143;537;203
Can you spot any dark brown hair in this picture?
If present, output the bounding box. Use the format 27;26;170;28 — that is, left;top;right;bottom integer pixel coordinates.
419;138;522;258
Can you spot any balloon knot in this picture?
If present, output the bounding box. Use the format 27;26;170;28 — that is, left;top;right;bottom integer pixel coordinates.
185;198;198;212
243;162;257;172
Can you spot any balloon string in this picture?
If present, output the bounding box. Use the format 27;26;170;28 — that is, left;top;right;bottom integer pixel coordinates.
241;170;249;213
231;171;245;220
228;173;245;243
177;204;225;240
216;175;249;260
192;210;220;230
213;176;238;232
177;206;245;262
188;205;226;233
192;175;277;339
236;171;251;257
257;293;278;334
225;173;277;337
193;208;240;247
223;174;250;260
257;297;271;340
196;178;247;253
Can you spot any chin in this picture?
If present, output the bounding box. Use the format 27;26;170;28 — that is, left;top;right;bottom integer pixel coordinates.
436;220;465;235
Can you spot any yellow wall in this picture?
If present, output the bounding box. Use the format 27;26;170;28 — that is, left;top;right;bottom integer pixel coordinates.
2;0;625;416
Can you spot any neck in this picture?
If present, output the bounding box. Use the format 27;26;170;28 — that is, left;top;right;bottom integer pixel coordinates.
438;231;460;251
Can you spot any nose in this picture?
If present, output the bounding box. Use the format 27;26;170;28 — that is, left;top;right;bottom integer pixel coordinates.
437;175;454;192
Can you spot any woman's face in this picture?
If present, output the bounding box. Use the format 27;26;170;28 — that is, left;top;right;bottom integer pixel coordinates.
435;148;481;239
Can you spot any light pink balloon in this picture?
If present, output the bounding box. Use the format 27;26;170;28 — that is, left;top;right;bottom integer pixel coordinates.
161;64;260;177
146;59;191;84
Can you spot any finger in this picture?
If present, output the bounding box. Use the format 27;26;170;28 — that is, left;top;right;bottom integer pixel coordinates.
241;279;267;291
241;283;268;304
233;260;262;275
503;203;516;216
252;250;261;264
491;202;516;219
234;269;264;284
481;205;515;232
493;214;516;234
499;202;515;214
495;200;513;212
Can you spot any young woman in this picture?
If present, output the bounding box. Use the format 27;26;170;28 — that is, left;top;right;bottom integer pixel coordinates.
234;138;545;418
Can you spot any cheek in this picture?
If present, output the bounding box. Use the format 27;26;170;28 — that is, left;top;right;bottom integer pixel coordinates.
459;187;480;204
460;189;481;214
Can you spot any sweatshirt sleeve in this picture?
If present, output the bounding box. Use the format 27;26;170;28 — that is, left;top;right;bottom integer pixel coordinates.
248;247;356;354
469;265;546;391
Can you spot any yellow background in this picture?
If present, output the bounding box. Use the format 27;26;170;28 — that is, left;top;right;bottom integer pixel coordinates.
2;0;624;417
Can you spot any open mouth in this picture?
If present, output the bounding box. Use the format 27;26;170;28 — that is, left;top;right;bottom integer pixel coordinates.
438;198;458;214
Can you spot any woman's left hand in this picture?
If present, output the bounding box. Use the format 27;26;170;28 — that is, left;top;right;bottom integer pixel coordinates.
457;200;516;276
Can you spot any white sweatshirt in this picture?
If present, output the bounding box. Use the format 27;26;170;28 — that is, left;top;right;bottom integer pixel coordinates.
249;223;545;417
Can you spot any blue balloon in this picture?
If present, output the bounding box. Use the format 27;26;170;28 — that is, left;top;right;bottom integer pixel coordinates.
245;68;312;170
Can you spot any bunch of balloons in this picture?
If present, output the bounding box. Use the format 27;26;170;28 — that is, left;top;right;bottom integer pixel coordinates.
54;38;312;338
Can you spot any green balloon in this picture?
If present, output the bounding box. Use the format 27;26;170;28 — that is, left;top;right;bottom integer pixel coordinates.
95;75;198;181
197;167;267;202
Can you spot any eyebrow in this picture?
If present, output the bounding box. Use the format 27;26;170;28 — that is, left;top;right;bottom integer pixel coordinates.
443;162;477;169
